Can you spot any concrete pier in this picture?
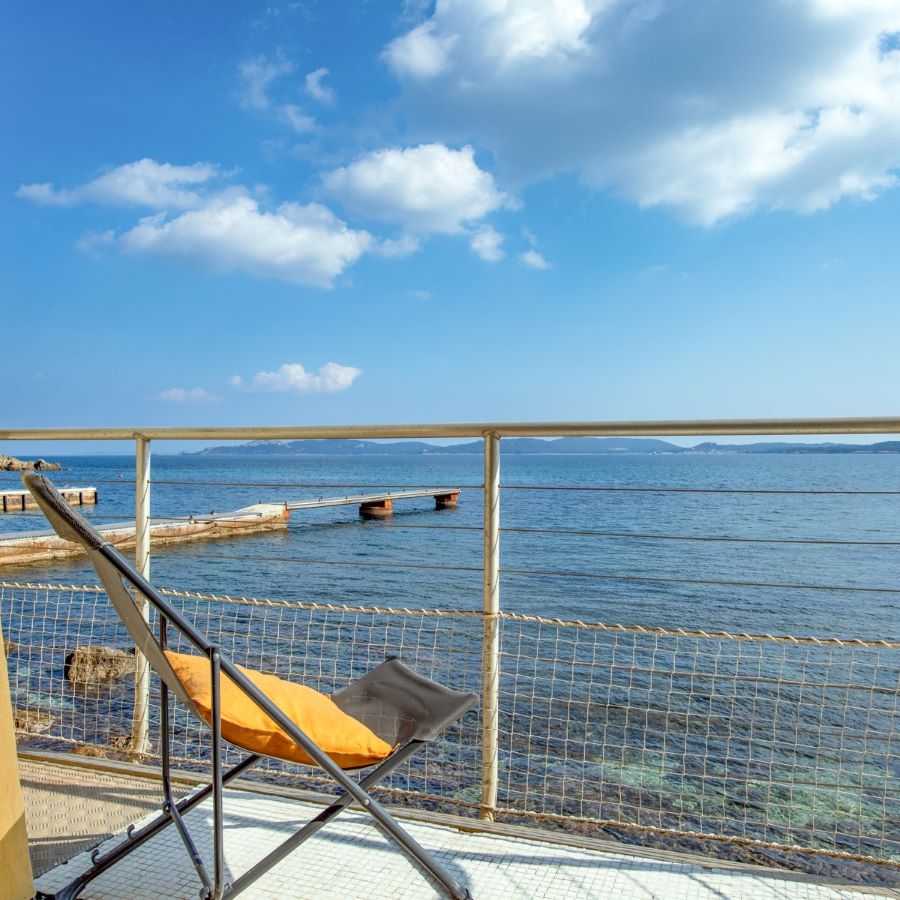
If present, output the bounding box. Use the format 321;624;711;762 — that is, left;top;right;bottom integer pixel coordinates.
0;487;461;568
1;487;97;513
0;504;289;568
282;488;463;518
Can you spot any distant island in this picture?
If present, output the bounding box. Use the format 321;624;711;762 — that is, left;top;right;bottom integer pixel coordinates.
192;437;900;456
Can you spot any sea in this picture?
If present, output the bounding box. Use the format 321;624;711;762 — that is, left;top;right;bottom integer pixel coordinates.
2;450;899;640
2;451;898;878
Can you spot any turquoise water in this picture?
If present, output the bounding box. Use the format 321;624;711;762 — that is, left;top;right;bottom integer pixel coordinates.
2;451;900;639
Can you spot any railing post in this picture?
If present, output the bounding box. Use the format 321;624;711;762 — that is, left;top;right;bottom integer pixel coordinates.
480;431;500;821
130;434;151;755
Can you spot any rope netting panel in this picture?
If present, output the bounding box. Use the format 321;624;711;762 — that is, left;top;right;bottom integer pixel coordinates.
0;583;483;810
2;582;898;870
495;613;900;866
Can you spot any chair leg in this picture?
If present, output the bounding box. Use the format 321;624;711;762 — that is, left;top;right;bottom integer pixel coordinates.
362;793;472;899
226;741;470;900
210;649;227;900
35;674;260;900
227;742;420;896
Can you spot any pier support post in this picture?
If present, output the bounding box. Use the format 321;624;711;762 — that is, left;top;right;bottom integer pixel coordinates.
435;491;459;509
480;431;500;821
360;498;393;519
130;435;151;756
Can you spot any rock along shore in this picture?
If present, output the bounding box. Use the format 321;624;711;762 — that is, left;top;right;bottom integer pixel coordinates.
0;454;60;471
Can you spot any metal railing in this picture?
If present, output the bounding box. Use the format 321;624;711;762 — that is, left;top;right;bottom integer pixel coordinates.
2;417;899;877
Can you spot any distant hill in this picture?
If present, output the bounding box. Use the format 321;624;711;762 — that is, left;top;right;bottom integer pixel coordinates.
194;437;684;456
192;437;900;456
689;441;900;454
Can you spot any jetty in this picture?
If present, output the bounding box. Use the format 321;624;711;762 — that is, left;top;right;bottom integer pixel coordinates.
1;487;97;513
0;487;460;567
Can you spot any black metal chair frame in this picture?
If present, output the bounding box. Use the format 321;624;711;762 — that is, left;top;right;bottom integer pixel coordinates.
24;473;476;900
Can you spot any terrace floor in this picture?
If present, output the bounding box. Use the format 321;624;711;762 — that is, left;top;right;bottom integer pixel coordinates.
20;757;900;900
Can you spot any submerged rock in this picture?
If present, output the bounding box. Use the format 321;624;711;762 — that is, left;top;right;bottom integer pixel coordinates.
64;645;136;685
14;708;55;734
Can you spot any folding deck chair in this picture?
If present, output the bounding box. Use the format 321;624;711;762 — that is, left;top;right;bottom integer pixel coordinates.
24;473;478;900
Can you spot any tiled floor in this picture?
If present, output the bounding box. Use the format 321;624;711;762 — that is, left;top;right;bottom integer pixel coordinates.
33;786;899;900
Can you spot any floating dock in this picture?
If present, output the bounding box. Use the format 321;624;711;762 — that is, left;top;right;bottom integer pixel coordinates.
0;488;460;567
1;486;97;513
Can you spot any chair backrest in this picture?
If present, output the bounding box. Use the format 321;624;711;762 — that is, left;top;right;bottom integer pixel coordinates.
22;472;202;717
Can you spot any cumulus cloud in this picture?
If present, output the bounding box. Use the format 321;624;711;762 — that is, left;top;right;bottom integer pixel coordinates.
470;225;505;261
305;67;335;104
119;193;372;287
383;0;900;223
159;387;219;403
16;159;218;209
520;248;550;269
232;362;362;393
324;143;506;233
383;23;457;78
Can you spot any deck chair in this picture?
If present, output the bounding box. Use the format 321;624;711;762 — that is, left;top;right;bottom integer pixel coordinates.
24;473;477;900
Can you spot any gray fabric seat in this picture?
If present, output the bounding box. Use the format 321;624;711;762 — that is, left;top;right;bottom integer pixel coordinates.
23;472;477;900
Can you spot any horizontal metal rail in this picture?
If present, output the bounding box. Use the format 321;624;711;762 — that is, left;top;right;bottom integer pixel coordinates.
500;484;900;495
3;414;900;441
149;480;900;495
149;480;486;490
324;520;900;546
165;551;481;574
156;550;900;594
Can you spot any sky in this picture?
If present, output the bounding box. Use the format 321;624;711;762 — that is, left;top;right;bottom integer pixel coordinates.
4;0;900;455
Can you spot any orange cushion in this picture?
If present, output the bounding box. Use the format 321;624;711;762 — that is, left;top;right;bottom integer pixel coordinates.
164;651;393;769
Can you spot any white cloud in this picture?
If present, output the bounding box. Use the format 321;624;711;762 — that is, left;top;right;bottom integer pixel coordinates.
305;67;335;104
470;225;505;261
520;248;549;269
159;387;219;403
75;229;116;255
233;362;362;393
383;23;457;79
119;193;372;287
238;55;293;110
16;159;218;209
383;0;900;223
238;55;318;132
280;103;317;133
373;234;422;258
324;143;506;233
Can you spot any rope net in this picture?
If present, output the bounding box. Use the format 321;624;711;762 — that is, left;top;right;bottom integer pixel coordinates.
2;582;898;873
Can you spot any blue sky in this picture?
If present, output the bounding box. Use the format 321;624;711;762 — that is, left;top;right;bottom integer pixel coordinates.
4;1;900;454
